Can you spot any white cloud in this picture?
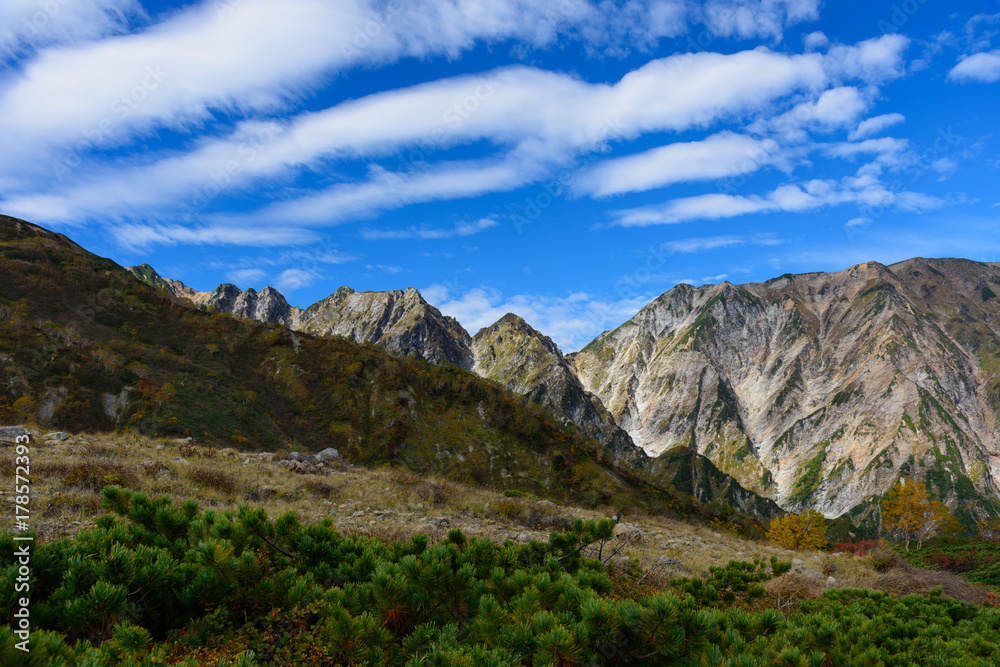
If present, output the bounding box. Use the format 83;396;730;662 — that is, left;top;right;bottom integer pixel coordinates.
823;137;913;170
227;268;266;285
662;234;783;253
0;10;923;247
824;34;910;83
931;158;958;180
361;217;498;240
285;249;356;265
962;13;1000;53
0;0;142;59
366;264;407;274
613;193;775;226
798;86;868;128
575;132;779;197
948;50;1000;83
700;0;820;41
262;158;535;225
275;268;320;291
803;30;828;51
108;222;318;251
4;47;833;225
764;86;868;139
611;173;943;227
0;0;593;157
848;113;905;141
0;0;828;173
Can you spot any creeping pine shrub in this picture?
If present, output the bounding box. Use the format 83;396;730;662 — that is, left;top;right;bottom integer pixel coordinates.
2;486;1000;666
671;557;791;607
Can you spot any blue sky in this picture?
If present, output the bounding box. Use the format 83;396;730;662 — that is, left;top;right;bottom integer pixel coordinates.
1;0;998;350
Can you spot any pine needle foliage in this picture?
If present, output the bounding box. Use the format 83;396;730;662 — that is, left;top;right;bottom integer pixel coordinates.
2;486;1000;665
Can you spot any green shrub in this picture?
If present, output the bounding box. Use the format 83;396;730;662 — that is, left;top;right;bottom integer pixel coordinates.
2;487;998;666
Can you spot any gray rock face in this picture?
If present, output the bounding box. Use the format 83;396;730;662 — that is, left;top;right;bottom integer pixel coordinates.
573;259;1000;518
0;426;32;444
130;256;1000;522
207;285;295;326
295;286;473;369
130;268;474;370
127;264;209;304
316;448;341;463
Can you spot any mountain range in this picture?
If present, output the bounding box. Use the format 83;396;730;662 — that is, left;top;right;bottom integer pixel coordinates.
0;214;784;537
128;254;1000;529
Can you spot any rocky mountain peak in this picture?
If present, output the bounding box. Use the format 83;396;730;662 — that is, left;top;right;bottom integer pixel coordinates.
330;286;356;301
476;313;562;357
472;311;633;455
574;259;1000;522
124;247;1000;525
206;284;243;312
296;286;473;369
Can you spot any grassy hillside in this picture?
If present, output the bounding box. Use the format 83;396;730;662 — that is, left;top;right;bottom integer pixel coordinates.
0;215;776;534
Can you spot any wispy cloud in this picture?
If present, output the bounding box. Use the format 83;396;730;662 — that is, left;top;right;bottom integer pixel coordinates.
848;113;905;141
108;223;318;251
575;132;779;197
227;268;266;285
663;234;784;253
361;217;498;240
611;174;944;227
0;0;143;60
367;264;407;274
275;268;320;291
948;50;1000;83
2;35;912;228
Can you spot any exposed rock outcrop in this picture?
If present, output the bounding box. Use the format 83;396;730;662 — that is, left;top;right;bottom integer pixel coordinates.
295;286;472;369
128;267;473;370
129;256;1000;522
573;259;1000;519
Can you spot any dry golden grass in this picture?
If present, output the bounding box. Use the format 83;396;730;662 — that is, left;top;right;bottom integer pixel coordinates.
2;427;995;608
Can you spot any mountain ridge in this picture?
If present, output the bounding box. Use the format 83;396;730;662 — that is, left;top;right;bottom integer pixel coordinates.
573;258;1000;526
125;243;1000;527
2;214;780;534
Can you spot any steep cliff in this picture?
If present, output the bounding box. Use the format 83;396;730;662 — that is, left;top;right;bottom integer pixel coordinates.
574;260;1000;522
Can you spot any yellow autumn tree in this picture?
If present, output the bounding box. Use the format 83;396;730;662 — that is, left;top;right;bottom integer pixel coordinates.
882;479;958;550
767;509;827;550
